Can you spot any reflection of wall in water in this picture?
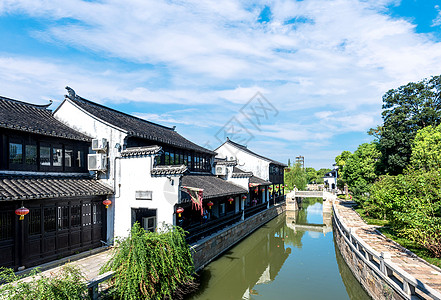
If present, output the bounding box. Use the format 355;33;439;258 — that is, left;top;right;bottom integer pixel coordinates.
189;217;295;300
334;238;371;300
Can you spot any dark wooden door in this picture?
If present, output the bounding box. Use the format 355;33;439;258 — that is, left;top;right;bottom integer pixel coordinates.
0;197;106;270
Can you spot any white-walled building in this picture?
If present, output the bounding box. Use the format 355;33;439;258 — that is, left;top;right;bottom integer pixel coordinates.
54;87;249;241
215;139;287;206
323;168;338;191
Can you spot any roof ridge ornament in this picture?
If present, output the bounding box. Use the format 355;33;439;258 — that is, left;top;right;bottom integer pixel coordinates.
65;86;80;101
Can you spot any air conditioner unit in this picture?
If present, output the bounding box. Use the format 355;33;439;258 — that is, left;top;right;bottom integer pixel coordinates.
215;165;227;176
92;138;107;151
88;153;107;171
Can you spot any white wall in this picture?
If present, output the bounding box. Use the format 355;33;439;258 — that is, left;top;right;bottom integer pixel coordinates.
216;143;270;180
55;99;181;241
116;155;180;238
55;100;129;243
54;100;127;187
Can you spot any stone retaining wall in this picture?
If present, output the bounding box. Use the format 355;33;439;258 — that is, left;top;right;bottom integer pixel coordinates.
333;218;402;300
333;202;441;300
192;204;285;271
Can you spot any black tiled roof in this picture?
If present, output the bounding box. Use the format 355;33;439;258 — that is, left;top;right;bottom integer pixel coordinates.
181;174;247;199
151;165;188;175
121;145;162;157
0;96;91;141
232;166;253;178
65;92;215;155
249;175;271;186
214;158;237;166
218;138;287;167
0;175;113;201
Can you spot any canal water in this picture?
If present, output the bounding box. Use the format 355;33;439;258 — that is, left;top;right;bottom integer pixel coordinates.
186;199;371;300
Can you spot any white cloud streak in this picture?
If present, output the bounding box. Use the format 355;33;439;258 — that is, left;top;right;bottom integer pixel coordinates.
0;0;441;167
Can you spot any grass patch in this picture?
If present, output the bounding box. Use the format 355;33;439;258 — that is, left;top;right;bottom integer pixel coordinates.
354;207;389;227
355;206;441;269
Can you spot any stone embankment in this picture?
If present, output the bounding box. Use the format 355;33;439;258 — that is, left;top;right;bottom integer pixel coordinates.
333;200;441;300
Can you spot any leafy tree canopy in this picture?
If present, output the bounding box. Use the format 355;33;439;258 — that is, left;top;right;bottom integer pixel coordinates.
343;142;381;197
410;124;441;172
377;75;441;175
285;163;307;190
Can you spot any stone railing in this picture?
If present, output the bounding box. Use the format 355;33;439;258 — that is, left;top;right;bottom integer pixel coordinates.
294;191;324;197
86;271;114;300
333;202;441;300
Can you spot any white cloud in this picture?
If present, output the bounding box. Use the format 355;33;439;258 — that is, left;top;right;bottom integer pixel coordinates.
1;0;441;167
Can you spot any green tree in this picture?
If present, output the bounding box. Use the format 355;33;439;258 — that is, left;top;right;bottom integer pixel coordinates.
368;170;441;257
285;163;307;190
343;142;381;197
316;168;331;184
410;124;441;171
288;158;291;167
377;75;441;175
305;167;318;184
335;150;352;183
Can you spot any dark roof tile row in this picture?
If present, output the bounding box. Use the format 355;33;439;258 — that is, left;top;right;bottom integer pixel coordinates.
0;175;113;201
220;138;287;167
0;96;91;141
65;90;215;155
231;166;253;178
151;165;188;175
121;145;162;157
181;174;248;199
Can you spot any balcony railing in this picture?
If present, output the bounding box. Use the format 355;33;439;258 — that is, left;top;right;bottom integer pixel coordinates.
244;202;268;219
185;212;242;244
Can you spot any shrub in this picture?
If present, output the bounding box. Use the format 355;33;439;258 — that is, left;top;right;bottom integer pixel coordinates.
0;264;88;300
368;169;441;257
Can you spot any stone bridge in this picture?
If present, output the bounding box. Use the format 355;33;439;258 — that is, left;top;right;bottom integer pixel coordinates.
285;190;336;212
285;190;336;235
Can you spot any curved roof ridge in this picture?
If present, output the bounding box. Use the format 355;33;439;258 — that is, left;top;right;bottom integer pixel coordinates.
0;95;52;110
72;95;175;131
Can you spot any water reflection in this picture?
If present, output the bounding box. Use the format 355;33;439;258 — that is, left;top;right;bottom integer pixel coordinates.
187;198;370;300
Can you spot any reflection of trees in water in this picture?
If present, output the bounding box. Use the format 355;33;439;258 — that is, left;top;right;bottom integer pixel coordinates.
281;212;305;249
334;239;371;300
297;197;323;224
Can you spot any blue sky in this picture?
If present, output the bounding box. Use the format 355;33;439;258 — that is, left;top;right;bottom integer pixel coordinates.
1;0;441;169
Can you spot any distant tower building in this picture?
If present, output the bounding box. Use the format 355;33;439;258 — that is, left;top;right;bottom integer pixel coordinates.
295;155;305;169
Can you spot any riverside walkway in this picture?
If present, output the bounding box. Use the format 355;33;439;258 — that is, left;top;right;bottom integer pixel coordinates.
19;248;113;283
334;201;441;299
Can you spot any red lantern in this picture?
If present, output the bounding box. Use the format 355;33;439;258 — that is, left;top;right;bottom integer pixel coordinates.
103;199;112;209
15;206;29;221
176;207;184;217
268;186;272;191
228;197;234;204
242;195;247;200
261;187;265;192
254;187;258;193
207;201;214;209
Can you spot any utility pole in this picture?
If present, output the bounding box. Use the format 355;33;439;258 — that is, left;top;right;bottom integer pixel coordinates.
295;155;304;170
